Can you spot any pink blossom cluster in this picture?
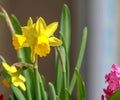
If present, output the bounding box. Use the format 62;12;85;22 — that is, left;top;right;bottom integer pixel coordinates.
0;73;4;100
0;94;4;100
102;64;120;100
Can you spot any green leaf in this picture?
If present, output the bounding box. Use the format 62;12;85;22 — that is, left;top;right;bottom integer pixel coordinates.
48;82;57;100
65;88;72;100
56;96;60;100
8;95;15;100
1;70;11;83
0;12;5;18
69;27;88;94
39;75;48;100
60;4;71;55
109;90;120;100
55;48;63;96
10;14;22;34
55;4;71;98
74;27;87;71
59;4;71;88
41;75;46;88
75;68;86;100
23;69;35;100
11;85;26;100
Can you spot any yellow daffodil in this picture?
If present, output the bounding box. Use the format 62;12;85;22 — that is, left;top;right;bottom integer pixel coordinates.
12;17;62;62
2;62;26;91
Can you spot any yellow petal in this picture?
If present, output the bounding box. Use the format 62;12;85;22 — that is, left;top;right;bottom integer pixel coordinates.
2;62;17;73
11;76;18;83
48;37;62;46
35;17;46;34
12;34;26;50
27;17;33;26
19;75;26;82
13;81;19;87
45;22;58;37
18;82;26;91
12;76;26;91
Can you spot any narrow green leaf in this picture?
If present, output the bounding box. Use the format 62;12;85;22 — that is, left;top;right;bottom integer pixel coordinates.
75;27;87;72
10;14;22;34
0;12;5;18
48;82;57;100
75;68;86;100
39;75;48;100
40;83;48;100
69;27;88;94
11;85;26;100
55;4;71;97
61;72;67;100
109;90;120;100
41;75;46;88
1;70;11;83
55;48;63;96
60;4;71;88
23;69;35;100
56;96;60;100
65;88;72;100
60;4;71;55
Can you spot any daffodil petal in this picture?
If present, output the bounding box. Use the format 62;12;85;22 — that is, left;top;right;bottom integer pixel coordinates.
19;75;26;82
18;82;26;91
27;17;33;26
45;22;58;37
11;76;18;83
48;37;62;46
36;17;46;34
13;81;19;87
2;62;17;73
12;76;26;91
12;34;26;50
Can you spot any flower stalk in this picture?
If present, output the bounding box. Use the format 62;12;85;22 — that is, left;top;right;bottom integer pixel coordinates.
0;5;15;34
33;56;41;100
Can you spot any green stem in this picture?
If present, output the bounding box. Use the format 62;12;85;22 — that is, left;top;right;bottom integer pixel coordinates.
63;71;67;100
34;56;41;100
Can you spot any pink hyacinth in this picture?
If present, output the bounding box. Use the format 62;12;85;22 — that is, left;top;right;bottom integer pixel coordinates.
0;94;4;100
102;64;120;100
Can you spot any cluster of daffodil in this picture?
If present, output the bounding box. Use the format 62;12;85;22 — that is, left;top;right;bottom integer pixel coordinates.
0;4;87;100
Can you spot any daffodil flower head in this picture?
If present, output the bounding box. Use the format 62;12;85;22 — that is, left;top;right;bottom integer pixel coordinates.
12;17;62;62
2;62;26;91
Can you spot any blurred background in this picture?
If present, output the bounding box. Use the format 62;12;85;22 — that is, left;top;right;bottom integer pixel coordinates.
0;0;119;100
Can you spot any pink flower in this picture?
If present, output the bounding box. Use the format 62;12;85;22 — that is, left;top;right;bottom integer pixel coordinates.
102;64;120;100
0;94;4;100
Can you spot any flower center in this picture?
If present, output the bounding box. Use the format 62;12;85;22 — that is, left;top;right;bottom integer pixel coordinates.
35;35;50;57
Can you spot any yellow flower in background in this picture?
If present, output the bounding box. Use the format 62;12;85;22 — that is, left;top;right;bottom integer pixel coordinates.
2;62;26;91
12;17;62;62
